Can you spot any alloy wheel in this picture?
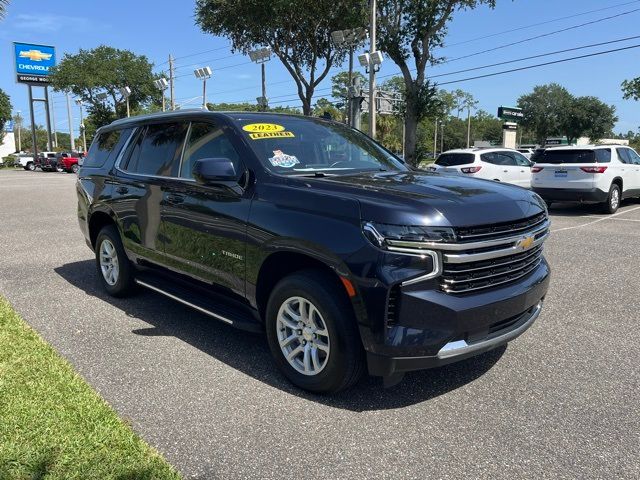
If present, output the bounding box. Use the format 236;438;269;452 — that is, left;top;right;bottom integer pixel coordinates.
99;239;119;286
276;296;330;376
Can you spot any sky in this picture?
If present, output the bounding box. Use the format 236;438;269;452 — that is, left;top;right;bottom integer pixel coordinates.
1;0;640;138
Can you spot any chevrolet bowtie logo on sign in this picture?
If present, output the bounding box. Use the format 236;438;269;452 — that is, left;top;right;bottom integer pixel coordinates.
517;236;535;251
19;49;53;62
13;41;56;85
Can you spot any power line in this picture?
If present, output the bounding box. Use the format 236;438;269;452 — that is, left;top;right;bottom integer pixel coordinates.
172;53;241;72
423;35;640;81
445;0;640;48
444;7;640;65
438;43;640;87
157;44;233;66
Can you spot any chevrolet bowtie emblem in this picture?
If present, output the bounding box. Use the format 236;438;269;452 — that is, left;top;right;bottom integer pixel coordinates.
517;236;535;250
19;49;52;62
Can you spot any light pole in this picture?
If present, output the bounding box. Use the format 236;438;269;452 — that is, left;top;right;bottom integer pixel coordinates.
75;99;87;153
440;120;445;154
358;51;383;138
194;67;213;110
65;92;75;151
433;118;438;157
119;87;132;117
154;78;169;112
331;28;367;126
249;48;271;111
15;111;22;152
368;0;378;139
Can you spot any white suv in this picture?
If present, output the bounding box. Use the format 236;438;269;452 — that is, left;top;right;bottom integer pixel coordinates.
430;148;533;188
531;145;640;214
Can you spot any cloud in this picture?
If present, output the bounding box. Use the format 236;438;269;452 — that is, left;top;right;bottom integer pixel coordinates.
13;13;103;33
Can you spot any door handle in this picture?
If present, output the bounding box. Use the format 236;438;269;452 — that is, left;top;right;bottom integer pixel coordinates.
503;170;509;173
166;194;185;204
115;186;129;194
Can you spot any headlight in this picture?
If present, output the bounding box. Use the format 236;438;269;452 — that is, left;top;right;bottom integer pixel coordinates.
363;222;455;248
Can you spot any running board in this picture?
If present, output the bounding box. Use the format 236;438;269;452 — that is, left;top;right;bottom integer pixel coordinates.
134;274;262;333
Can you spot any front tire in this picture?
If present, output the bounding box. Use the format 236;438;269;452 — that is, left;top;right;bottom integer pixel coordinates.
71;164;79;174
95;225;136;297
603;183;621;214
265;270;365;393
27;162;35;171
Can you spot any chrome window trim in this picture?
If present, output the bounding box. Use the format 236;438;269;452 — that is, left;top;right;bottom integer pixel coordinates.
177;121;192;178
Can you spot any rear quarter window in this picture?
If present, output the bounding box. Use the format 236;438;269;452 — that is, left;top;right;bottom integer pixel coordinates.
435;153;475;166
84;128;133;168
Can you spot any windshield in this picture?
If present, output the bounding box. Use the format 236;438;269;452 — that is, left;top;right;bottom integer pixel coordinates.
232;115;407;175
435;153;475;166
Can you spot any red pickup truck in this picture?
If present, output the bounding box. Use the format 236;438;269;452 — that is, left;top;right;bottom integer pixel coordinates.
55;152;81;173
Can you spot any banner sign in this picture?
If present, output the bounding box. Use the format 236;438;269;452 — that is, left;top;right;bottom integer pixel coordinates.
498;106;524;122
13;42;56;84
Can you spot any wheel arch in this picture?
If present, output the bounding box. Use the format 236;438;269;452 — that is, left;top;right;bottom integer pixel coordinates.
88;208;118;248
611;176;623;191
254;249;365;326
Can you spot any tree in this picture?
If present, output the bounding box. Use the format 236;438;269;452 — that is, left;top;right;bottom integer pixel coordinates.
561;96;617;144
207;101;301;114
621;77;640;101
518;83;572;144
195;0;364;116
376;0;496;165
0;0;8;19
49;46;160;128
0;88;11;144
313;98;344;121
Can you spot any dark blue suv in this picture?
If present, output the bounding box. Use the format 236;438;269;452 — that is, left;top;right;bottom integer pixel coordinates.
77;111;550;393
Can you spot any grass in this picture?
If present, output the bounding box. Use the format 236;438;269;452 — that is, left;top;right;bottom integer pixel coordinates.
0;298;181;480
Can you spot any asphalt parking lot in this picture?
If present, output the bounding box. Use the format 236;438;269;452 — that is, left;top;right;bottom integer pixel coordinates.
1;169;638;479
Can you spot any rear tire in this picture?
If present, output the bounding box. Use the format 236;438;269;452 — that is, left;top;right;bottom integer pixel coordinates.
71;164;79;174
265;270;365;393
27;162;35;171
602;183;621;214
95;225;136;297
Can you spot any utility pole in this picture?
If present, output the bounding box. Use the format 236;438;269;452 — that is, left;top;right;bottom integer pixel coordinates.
15;111;22;152
433;118;438;157
65;92;75;151
49;94;58;148
440;121;444;154
368;0;377;139
261;62;267;111
169;54;175;111
466;107;472;148
76;99;87;152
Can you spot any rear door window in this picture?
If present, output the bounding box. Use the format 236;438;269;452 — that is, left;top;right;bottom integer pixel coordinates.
481;152;517;166
84;128;133;168
122;122;188;177
435;153;475;166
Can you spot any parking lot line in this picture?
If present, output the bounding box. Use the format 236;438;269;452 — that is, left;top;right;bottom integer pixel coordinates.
551;206;640;233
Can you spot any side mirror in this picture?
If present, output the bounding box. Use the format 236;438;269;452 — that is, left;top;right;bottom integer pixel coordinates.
192;157;237;185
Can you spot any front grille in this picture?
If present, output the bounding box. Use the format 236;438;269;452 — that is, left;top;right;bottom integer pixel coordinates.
455;212;547;242
440;214;549;294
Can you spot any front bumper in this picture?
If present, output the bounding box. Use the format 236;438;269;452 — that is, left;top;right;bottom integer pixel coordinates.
533;187;608;203
367;301;542;376
365;259;550;377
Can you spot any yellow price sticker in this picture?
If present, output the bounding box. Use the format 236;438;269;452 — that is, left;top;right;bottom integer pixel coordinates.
242;123;285;133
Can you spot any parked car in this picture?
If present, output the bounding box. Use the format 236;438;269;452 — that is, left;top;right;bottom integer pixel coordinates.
430;148;534;188
532;145;640;213
35;151;59;172
55;152;81;173
77;111;550;393
13;153;36;170
517;148;534;160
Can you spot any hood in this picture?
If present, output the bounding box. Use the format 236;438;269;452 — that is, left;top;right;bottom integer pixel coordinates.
293;171;545;227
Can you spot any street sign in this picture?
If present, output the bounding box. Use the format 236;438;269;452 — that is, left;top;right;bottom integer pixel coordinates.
498;106;524;122
13;42;56;84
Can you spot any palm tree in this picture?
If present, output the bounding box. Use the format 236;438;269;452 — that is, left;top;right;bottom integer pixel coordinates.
0;1;9;19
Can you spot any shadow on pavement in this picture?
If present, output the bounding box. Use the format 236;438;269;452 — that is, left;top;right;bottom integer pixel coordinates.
55;260;505;412
547;199;639;217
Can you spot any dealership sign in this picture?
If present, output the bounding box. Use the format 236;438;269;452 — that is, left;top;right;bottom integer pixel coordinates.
13;42;56;84
498;106;524;122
